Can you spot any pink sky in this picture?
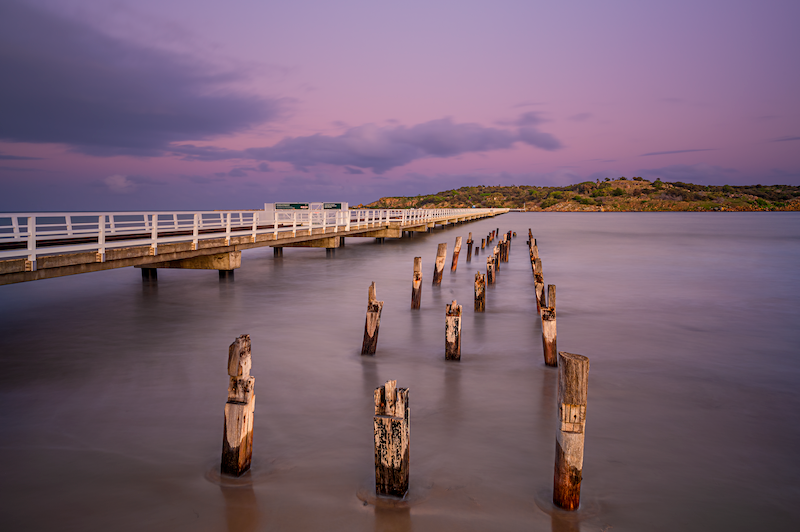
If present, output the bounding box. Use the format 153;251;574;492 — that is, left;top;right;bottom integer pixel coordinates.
1;0;798;210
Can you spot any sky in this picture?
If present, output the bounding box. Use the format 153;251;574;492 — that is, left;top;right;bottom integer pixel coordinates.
1;0;798;211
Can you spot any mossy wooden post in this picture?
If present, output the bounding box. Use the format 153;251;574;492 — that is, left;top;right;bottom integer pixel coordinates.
374;380;410;497
411;257;422;310
221;335;256;476
433;243;447;285
553;352;590;511
542;285;558;367
451;236;462;272
466;233;473;262
486;256;495;285
362;282;384;355
474;272;486;312
445;300;462;361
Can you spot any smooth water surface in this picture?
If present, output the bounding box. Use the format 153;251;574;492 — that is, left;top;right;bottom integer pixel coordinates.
1;212;799;531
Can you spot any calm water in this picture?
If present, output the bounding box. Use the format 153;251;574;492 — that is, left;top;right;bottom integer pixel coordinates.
1;212;799;531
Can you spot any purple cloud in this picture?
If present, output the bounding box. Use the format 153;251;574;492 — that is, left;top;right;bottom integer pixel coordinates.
772;136;800;142
0;2;283;156
641;149;716;157
172;114;562;173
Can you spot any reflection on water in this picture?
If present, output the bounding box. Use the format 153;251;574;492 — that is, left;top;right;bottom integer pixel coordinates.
1;213;799;531
221;484;261;532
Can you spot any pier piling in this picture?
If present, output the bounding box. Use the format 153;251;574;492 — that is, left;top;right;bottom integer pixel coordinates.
411;257;422;309
374;380;410;497
445;300;462;361
466;233;473;262
361;282;384;355
221;335;256;477
451;236;462;272
474;272;486;312
542;285;558;367
433;243;447;285
553;351;590;510
487;256;495;285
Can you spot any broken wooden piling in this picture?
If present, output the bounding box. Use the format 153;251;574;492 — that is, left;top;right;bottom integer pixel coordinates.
433;243;447;285
362;282;384;355
445;300;462;361
481;237;486;250
451;236;462;272
474;272;486;312
553;351;590;511
541;284;557;367
411;257;422;309
221;334;256;477
374;380;410;497
466;233;473;262
534;258;545;315
487;256;495;285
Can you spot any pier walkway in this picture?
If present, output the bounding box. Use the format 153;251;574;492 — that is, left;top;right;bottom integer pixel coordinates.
0;207;506;285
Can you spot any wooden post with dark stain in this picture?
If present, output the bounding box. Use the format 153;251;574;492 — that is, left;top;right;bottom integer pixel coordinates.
493;246;500;272
445;300;462;361
361;282;384;355
221;334;256;477
487;256;495;285
553;351;590;511
542;284;557;367
451;236;462;272
374;380;409;497
432;243;447;285
474;272;486;312
466;233;473;262
411;257;422;310
534;257;545;315
481;237;486;250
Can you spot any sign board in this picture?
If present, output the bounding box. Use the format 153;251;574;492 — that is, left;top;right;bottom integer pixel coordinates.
323;203;343;210
275;203;309;210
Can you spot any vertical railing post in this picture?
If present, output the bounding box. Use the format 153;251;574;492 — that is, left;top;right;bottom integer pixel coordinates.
97;214;106;261
225;212;232;245
150;214;158;255
26;216;37;267
274;211;279;238
193;213;200;250
251;212;258;243
292;211;297;237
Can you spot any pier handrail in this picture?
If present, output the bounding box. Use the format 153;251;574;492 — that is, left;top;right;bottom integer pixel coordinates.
0;208;507;267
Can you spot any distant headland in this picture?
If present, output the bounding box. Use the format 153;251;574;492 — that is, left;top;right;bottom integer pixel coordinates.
364;178;800;211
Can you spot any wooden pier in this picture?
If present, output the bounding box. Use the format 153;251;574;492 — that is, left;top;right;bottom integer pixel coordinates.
0;206;506;285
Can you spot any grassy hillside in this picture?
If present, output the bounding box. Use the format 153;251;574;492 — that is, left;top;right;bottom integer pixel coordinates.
364;178;800;211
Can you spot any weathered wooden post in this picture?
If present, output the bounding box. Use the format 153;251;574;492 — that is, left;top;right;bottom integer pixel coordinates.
445;300;462;361
451;236;462;272
362;282;384;355
541;285;557;367
273;247;283;258
513;232;516;238
466;233;473;262
221;335;256;476
374;380;410;497
474;272;486;312
553;352;590;510
432;243;447;285
487;256;495;285
493;246;500;272
411;257;422;310
534;258;545;315
481;237;486;250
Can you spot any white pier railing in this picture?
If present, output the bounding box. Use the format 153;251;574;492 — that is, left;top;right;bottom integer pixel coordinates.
0;208;505;267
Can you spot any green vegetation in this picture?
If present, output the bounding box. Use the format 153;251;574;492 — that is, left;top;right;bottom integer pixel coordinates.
365;179;800;212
